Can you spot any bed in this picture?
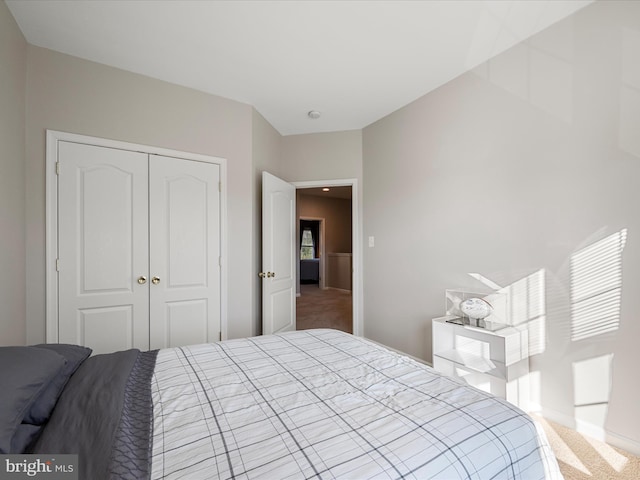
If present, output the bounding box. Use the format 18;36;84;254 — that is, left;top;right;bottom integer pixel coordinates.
1;329;562;479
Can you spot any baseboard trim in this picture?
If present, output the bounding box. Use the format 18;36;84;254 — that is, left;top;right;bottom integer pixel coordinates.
532;405;640;456
325;287;352;294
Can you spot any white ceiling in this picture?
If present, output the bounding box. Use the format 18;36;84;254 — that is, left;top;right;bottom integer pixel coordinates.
7;0;592;136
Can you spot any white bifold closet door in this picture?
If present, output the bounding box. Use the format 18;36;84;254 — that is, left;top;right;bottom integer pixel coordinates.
57;141;220;354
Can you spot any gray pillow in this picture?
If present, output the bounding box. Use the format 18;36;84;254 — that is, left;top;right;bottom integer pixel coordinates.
0;347;66;454
23;344;92;425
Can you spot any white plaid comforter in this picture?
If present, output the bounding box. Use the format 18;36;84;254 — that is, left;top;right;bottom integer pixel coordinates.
150;329;562;479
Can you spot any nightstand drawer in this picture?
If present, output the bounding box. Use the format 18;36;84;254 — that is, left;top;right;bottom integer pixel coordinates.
432;315;530;409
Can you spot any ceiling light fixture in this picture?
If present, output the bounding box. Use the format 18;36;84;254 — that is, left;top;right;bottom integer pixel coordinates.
308;110;321;119
322;188;330;192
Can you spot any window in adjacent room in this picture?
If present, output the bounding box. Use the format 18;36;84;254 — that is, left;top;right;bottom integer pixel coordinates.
301;228;315;259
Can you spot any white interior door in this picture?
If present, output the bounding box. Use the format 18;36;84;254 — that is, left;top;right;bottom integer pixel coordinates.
58;142;150;354
262;172;296;335
149;156;221;349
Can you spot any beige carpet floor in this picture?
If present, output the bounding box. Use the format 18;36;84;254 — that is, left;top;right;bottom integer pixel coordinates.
296;284;352;333
532;414;640;479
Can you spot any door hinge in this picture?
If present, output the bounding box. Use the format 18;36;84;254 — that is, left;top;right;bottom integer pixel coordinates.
218;181;222;192
56;259;60;271
219;331;222;341
219;256;222;267
55;162;60;175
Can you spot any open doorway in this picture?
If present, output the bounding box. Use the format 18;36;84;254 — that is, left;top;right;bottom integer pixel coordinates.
295;186;353;334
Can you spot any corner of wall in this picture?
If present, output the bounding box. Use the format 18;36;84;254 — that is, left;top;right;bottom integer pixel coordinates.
0;0;27;345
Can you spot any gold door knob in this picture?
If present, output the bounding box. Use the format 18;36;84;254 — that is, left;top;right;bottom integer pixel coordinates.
137;276;147;285
152;276;161;285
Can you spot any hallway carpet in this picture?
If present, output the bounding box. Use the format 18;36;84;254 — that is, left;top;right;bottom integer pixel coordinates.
296;284;352;333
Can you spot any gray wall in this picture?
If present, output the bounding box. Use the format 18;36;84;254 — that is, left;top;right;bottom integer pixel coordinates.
0;1;26;345
363;0;640;449
25;46;255;342
280;130;363;183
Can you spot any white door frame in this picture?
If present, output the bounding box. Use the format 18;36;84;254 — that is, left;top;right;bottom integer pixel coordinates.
292;179;362;337
298;216;325;290
45;130;228;343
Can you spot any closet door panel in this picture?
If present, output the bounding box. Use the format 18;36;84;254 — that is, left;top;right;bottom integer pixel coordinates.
166;174;208;287
149;156;221;349
165;299;208;347
57;142;149;353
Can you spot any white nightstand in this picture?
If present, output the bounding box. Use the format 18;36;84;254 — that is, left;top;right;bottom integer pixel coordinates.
432;315;530;410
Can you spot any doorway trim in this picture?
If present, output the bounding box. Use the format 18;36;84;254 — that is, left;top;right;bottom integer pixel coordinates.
292;178;362;337
45;130;228;343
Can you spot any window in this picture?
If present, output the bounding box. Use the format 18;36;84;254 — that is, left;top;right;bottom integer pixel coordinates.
300;228;315;259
